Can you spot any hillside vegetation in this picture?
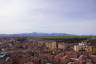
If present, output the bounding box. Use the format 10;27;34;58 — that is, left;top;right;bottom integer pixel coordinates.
31;36;96;39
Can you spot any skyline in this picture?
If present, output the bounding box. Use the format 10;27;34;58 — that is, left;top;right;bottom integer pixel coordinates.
0;0;96;35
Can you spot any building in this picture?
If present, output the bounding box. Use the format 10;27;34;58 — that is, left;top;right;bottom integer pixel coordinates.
45;41;57;51
57;42;68;50
74;45;82;52
85;46;96;54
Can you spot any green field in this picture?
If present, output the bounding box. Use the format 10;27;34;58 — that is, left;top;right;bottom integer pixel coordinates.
31;36;96;39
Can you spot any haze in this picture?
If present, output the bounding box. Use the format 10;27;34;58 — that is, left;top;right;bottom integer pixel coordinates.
0;0;96;35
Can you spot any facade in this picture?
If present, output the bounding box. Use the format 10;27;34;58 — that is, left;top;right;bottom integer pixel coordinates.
58;43;68;50
45;41;57;51
85;46;96;54
74;45;82;52
74;42;96;54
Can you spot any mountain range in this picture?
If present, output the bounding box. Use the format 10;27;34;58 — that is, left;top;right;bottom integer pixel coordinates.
0;32;76;37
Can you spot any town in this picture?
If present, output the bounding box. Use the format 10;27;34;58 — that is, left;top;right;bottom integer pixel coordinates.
0;37;96;64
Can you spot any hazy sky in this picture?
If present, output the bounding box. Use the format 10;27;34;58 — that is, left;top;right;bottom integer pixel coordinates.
0;0;96;35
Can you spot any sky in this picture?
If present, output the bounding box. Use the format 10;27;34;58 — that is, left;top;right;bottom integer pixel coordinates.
0;0;96;35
